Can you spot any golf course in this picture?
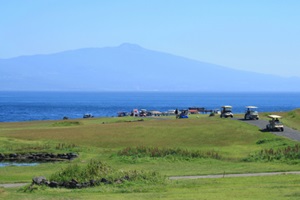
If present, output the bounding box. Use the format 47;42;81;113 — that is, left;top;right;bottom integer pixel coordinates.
1;110;300;199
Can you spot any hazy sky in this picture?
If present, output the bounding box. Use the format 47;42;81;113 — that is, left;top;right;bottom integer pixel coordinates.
1;0;300;77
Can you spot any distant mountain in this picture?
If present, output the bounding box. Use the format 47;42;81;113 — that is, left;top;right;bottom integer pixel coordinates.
0;43;299;92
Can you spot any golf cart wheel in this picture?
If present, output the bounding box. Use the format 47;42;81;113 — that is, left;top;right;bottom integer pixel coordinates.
281;128;284;132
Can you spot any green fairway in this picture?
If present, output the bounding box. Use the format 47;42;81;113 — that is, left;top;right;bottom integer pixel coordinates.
1;111;300;199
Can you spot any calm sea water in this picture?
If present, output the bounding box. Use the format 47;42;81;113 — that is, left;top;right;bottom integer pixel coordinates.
0;162;38;167
0;91;300;122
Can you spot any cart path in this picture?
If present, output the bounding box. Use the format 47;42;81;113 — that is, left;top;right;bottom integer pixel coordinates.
236;118;300;142
0;183;28;188
169;171;300;180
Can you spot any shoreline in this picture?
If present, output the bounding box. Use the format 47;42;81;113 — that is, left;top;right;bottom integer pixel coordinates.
0;109;298;124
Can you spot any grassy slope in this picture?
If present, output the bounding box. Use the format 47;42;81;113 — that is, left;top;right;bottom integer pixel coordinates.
1;175;300;200
1;112;300;199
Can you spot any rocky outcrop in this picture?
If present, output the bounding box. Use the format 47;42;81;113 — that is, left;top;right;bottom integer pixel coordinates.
32;176;47;185
0;152;78;162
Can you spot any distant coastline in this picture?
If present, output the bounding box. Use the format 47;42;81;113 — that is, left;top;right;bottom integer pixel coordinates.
1;91;300;122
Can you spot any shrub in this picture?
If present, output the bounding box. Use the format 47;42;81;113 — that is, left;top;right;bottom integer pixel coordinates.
55;143;78;150
49;159;165;187
50;163;83;183
50;160;112;183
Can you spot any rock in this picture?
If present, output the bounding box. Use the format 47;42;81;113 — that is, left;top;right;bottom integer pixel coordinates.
123;175;130;180
68;181;77;189
32;176;47;185
82;182;90;188
49;181;58;188
114;179;123;184
89;179;96;186
9;153;18;158
71;178;78;184
61;181;69;188
67;153;78;160
100;178;110;184
0;152;78;162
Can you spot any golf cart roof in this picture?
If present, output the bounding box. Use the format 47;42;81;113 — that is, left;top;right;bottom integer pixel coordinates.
268;115;282;119
246;106;258;109
222;105;232;108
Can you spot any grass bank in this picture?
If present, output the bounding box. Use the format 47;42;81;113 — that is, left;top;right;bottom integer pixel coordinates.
1;175;300;200
1;111;300;199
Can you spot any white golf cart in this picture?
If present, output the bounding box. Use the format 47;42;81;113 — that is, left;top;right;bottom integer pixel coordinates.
220;105;233;118
244;106;259;120
266;115;284;132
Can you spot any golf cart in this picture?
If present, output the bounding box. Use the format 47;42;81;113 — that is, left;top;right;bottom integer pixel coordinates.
220;106;233;118
117;112;129;117
244;106;259;120
83;113;94;118
266;115;284;132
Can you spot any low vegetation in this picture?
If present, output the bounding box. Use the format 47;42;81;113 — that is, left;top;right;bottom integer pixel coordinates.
47;159;165;187
116;146;221;160
245;144;300;163
0;111;300;199
52;121;81;127
283;109;300;130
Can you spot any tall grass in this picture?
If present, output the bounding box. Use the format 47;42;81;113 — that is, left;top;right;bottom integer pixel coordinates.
117;146;221;160
52;121;81;127
49;159;165;185
282;109;300;130
50;160;113;183
244;144;300;163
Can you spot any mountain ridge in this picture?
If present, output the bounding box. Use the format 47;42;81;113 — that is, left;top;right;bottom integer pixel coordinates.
0;43;299;92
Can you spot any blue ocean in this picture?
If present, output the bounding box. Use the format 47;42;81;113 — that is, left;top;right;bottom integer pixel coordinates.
0;91;300;122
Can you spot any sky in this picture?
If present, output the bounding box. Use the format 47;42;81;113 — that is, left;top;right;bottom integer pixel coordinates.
1;0;300;77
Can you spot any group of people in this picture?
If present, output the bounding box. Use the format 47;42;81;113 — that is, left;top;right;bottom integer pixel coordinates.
175;108;189;119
